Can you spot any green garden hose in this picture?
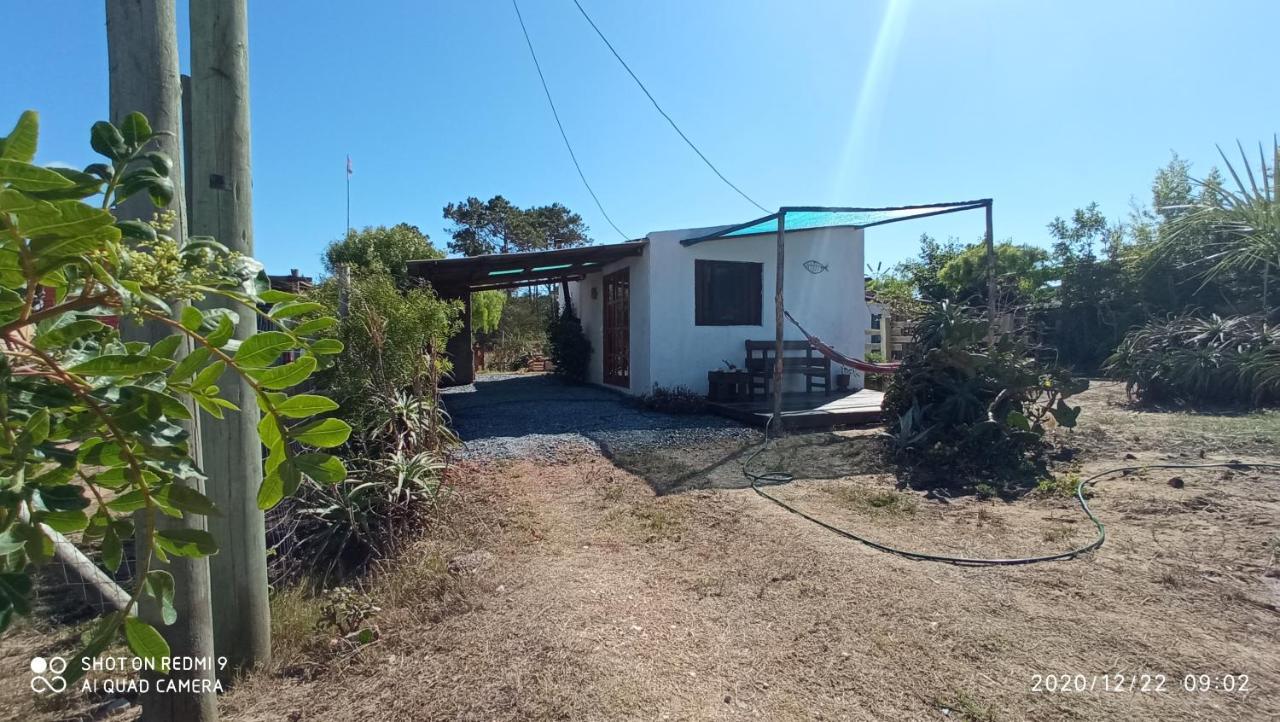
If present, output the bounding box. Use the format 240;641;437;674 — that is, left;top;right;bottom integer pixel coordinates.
743;418;1280;567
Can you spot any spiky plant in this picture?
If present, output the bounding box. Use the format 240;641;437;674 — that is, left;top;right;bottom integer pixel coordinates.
1158;139;1280;311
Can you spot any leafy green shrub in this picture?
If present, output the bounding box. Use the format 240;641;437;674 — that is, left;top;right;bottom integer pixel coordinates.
547;297;591;382
1106;313;1278;406
638;384;706;414
308;270;459;423
883;301;1086;486
0;111;347;672
273;270;461;584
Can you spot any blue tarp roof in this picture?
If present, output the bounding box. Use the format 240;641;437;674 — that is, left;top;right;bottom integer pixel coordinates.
680;201;990;245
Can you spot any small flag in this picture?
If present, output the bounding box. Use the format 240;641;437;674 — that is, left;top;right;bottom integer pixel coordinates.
346;155;353;177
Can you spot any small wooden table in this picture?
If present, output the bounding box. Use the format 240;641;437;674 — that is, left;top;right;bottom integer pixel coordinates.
708;370;752;402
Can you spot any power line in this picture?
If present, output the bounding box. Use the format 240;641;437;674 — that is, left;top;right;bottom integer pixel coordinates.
572;0;771;214
511;0;632;241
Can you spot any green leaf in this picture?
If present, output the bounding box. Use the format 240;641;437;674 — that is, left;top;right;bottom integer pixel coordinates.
154;484;220;517
0;159;76;191
292;316;338;336
27;408;49;444
170;346;211;382
141;151;172;176
192;360;226;389
154;528;218;558
310;338;344;356
124;617;171;671
256;466;285;510
259;289;297;304
205;313;235;348
34;509;88;533
116;219;158;242
68;354;173;377
106;489;147;514
1005;410;1031;432
294;452;346;483
291;417;352;448
1;110;39;163
234;331;293;368
119;112;153;147
268;301;324;320
180;305;204;332
33;318;108;350
148;334;183;360
257;413;283;453
142;570;177;625
90;120;127;161
101;527;122;573
251;355;317;390
274;394;339;419
256;458;302;510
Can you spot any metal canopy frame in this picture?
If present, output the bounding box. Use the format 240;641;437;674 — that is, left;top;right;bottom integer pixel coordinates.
756;200;996;428
406;240;647;294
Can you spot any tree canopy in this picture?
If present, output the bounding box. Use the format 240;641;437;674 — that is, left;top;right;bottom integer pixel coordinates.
323;223;443;285
442;195;590;256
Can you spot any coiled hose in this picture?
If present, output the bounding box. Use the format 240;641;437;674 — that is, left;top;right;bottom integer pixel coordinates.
743;418;1280;567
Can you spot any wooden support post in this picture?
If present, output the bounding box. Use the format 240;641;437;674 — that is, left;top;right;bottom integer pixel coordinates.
188;0;271;676
985;200;996;344
771;210;786;430
105;1;218;719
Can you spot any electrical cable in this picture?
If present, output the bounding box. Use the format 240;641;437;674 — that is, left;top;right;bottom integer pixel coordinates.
511;0;632;242
744;416;1280;566
571;0;771;215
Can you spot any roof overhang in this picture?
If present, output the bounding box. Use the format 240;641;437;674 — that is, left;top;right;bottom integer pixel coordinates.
680;200;991;245
407;240;647;294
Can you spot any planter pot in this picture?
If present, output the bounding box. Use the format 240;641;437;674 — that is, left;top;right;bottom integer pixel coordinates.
835;374;851;390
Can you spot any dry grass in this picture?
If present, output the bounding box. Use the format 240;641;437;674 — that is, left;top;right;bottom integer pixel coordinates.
4;382;1279;720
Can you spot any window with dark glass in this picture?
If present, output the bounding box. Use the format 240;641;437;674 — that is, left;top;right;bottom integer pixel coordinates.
871;313;882;330
694;260;762;326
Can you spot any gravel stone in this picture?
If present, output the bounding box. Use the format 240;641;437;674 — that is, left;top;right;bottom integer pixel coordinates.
443;374;757;461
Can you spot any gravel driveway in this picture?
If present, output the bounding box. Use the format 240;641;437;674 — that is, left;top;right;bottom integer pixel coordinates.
442;373;757;462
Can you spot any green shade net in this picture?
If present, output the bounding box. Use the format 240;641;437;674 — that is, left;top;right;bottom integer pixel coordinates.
682;201;988;244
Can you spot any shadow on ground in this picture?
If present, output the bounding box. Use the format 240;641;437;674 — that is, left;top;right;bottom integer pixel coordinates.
444;374;890;495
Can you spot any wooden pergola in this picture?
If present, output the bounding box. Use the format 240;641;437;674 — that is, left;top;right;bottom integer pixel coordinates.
407;240;648;383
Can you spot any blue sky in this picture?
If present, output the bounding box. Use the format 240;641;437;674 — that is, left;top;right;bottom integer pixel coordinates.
9;0;1280;279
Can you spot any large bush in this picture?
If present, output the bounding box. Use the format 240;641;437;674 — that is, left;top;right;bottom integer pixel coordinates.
1106;313;1279;406
547;297;591;382
883;302;1086;485
268;270;461;583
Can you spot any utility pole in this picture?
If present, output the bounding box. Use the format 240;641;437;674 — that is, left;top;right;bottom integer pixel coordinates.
771;210;786;430
105;1;218;720
985;200;996;345
188;0;271;676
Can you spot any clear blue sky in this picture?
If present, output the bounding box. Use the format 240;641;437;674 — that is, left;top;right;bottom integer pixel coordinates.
9;1;1280;279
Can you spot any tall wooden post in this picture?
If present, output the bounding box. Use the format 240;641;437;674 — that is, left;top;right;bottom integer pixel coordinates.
188;0;271;676
105;1;218;719
985;200;996;344
771;210;786;429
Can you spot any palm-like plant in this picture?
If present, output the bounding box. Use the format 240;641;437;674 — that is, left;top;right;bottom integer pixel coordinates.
1159;138;1280;310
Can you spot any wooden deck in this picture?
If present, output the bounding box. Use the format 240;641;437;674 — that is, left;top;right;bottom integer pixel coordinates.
706;388;884;429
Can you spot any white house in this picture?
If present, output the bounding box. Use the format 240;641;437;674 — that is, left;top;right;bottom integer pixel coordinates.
564;224;867;395
409;202;990;404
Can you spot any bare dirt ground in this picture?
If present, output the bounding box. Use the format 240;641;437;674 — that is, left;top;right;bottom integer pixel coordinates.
4;381;1279;720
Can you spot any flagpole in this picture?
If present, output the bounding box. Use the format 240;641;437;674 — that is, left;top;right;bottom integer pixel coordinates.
345;155;351;237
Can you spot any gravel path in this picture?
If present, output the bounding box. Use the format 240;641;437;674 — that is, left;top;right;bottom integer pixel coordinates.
442;373;757;462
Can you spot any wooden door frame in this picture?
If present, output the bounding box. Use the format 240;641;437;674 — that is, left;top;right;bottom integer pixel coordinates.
602;268;630;388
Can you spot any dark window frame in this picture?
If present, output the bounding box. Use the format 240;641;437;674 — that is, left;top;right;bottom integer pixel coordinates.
694;259;763;326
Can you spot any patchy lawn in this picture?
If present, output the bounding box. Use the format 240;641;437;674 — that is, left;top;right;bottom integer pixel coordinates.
4;382;1278;720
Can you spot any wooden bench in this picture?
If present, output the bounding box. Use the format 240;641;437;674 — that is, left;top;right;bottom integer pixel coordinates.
744;340;830;399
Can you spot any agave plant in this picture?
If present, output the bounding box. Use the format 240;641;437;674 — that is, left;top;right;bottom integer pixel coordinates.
1159;138;1280;310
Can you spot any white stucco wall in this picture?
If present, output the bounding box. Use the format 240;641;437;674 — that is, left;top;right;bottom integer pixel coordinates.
571;249;651;392
571;225;868;396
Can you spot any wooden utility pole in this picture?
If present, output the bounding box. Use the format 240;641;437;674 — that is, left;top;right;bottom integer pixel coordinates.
105;1;218;720
188;0;271;676
771;210;786;430
985;200;996;344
